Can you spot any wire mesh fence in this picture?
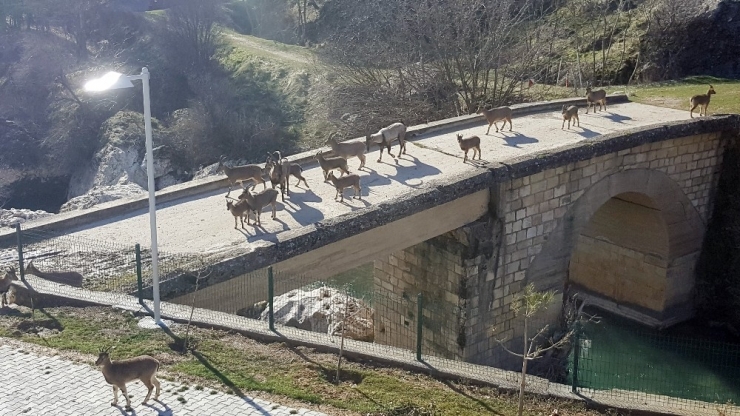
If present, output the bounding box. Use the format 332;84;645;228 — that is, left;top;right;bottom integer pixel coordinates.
570;315;740;408
5;223;740;414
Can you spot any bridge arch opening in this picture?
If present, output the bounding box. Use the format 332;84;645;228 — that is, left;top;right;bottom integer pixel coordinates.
569;192;670;313
527;169;706;326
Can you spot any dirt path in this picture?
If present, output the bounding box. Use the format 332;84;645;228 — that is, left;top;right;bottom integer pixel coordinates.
226;34;313;65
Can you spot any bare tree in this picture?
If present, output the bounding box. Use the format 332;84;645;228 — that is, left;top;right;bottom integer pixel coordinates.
492;284;575;416
164;0;224;71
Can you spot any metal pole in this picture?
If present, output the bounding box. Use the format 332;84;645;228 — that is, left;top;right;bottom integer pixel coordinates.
141;67;161;323
268;266;275;331
135;244;143;305
15;223;25;281
416;293;423;361
571;321;580;393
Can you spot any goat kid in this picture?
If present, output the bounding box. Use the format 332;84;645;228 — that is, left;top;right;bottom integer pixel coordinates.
96;346;161;411
456;134;481;163
226;198;253;228
327;171;361;202
562;105;580;129
690;85;716;118
365;122;408;163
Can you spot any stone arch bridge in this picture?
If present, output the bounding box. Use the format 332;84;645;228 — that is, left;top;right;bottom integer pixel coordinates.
5;99;737;366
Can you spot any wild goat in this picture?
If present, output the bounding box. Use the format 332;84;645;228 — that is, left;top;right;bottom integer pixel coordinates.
217;156;268;197
327;172;361;202
266;157;309;188
477;106;513;134
365;122;408;163
266;151;291;201
96;346;161;411
238;188;279;225
1;267;18;308
326;135;367;170
315;151;350;181
25;260;83;288
585;87;607;114
226;198;252;229
690;85;716;118
456;134;481;163
562;105;580;129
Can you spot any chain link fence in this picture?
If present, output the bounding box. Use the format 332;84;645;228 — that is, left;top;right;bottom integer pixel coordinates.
3;224;740;414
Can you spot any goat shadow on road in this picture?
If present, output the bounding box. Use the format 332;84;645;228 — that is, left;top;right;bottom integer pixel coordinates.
143;399;173;416
385;155;443;188
491;131;539;148
576;126;601;139
241;217;291;244
280;188;325;227
585;111;633;124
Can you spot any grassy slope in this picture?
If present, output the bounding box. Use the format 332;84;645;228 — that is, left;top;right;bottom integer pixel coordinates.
0;306;602;416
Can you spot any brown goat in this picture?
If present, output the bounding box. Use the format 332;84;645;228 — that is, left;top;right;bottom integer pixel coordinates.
456;134;481;163
477;106;513;134
690;85;716;118
25;260;83;288
1;267;18;308
562;105;580;129
96;346;161;411
327;172;361;202
226;198;252;228
585;87;607;114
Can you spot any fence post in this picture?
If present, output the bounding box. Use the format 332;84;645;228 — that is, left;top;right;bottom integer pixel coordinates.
15;223;25;281
416;293;423;361
571;320;581;393
135;244;143;305
268;266;275;331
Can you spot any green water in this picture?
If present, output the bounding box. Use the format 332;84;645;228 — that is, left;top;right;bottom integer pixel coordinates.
569;308;740;404
320;262;375;301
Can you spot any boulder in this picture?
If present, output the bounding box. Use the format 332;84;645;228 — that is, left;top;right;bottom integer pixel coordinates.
0;208;54;229
59;183;146;213
240;287;375;342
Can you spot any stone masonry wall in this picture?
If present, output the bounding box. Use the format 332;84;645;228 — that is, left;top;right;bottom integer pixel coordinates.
465;132;726;366
374;221;493;360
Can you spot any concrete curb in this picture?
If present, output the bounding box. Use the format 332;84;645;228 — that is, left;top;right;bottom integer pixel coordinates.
0;94;629;245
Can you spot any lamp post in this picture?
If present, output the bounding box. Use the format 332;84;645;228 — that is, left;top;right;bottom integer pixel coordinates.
84;67;161;324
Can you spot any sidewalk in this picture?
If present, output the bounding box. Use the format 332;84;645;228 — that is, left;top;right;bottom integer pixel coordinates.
0;344;327;416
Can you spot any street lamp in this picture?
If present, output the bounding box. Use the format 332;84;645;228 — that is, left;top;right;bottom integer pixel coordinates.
84;67;161;324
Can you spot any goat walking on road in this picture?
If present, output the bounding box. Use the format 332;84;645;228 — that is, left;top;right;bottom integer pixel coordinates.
96;347;161;412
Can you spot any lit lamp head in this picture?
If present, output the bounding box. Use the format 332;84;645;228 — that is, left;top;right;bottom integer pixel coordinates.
83;71;135;92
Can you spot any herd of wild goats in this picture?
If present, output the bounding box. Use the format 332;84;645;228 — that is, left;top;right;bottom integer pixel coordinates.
213;84;714;228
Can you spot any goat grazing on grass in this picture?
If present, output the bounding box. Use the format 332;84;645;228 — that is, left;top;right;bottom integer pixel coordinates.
562;105;580;129
217;156;268;197
327;171;361;202
585;87;607;114
326;135;367;170
226;198;253;229
25;260;83;288
238;188;279;226
365;122;408;163
478;106;513;134
456;134;481;163
690;85;716;118
1;267;18;308
96;346;161;412
315;151;350;181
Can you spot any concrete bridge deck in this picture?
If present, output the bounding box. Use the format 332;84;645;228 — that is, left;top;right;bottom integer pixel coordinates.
6;96;731;303
17;100;689;254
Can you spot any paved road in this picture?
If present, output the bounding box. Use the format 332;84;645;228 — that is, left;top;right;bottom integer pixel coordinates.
0;344;327;416
49;103;690;254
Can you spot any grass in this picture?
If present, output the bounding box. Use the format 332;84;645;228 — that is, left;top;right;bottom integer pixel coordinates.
620;76;740;115
0;306;608;416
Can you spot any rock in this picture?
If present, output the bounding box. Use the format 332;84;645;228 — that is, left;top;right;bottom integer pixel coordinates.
0;208;54;228
59;183;146;213
67;143;145;199
192;162;222;181
252;287;374;342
